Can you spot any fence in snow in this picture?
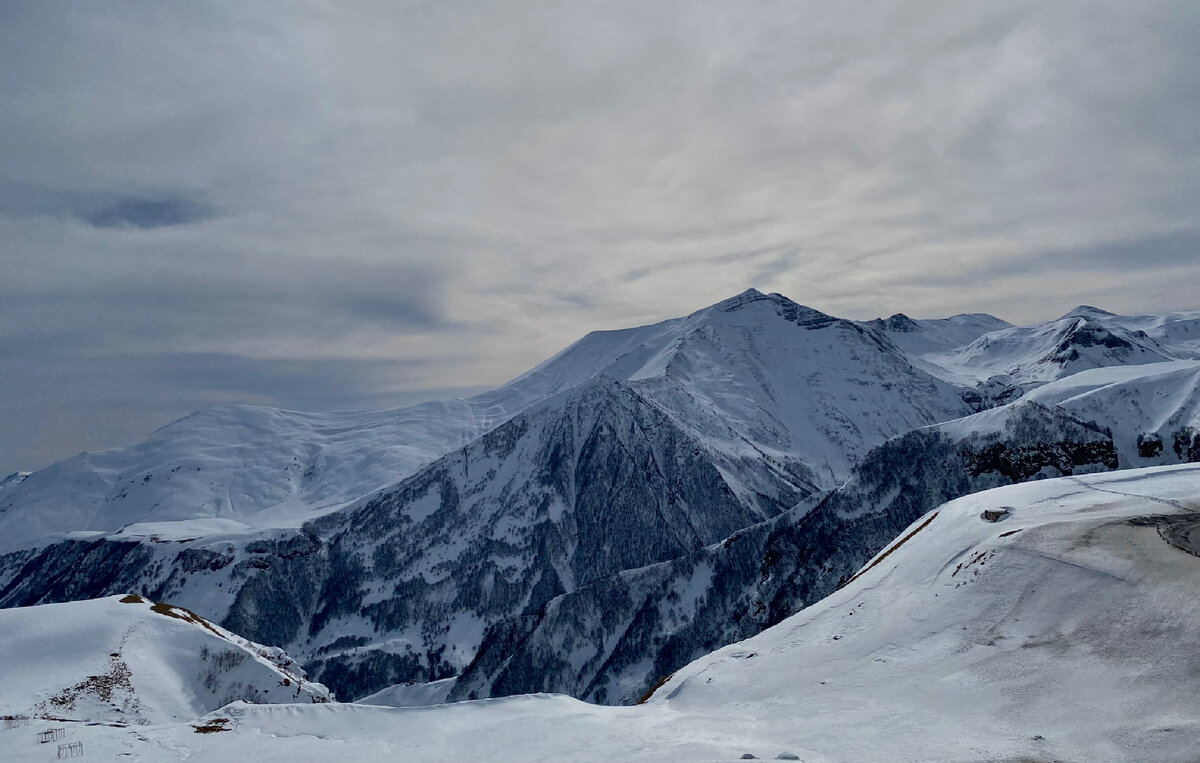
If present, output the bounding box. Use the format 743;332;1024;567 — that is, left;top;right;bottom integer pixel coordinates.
38;727;66;743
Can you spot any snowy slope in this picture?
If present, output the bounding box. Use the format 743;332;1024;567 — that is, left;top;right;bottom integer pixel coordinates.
863;311;1011;356
625;290;972;494
355;677;456;708
0;595;328;726
1021;360;1200;464
0;402;502;553
7;466;1197;762
927;314;1176;386
648;463;1200;762
1103;307;1200;359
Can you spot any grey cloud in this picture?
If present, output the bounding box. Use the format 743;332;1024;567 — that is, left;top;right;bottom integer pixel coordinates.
86;197;213;229
2;1;1200;473
0;178;214;230
1057;231;1200;272
903;229;1200;291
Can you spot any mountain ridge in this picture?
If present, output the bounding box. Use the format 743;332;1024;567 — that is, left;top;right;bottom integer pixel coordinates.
3;291;1200;708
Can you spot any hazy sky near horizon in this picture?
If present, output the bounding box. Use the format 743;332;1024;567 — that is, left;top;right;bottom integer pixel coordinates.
2;0;1199;474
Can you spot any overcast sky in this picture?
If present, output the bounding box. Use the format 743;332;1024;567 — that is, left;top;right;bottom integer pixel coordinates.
2;1;1199;475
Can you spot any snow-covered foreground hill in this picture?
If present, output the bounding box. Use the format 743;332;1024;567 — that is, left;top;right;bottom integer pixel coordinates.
0;595;329;730
650;463;1200;762
5;465;1196;762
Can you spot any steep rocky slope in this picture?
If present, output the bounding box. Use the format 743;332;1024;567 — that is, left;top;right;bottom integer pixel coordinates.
448;362;1200;702
447;399;1123;703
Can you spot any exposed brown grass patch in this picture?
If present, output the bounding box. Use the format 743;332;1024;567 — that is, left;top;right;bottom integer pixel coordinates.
843;511;940;588
636;672;675;704
119;594;145;604
149;602;226;639
192;717;231;734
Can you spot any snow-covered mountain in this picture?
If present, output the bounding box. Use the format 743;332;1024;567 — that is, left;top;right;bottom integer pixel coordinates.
446;397;1122;703
0;289;968;554
5;466;1195;762
2;291;1199;716
863;311;1012;355
923;312;1176;386
1109;307;1200;359
0;356;651;554
0;594;328;728
0;291;977;700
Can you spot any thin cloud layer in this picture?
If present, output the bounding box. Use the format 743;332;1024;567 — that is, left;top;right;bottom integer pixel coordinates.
1;0;1198;473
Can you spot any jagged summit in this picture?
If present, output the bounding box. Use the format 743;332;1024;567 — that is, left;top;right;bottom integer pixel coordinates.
867;313;921;333
709;289;838;329
934;314;1176;386
864;310;1011;358
709;287;766;308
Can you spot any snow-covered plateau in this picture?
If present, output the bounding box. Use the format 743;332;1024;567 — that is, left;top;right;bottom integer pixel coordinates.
2;290;1200;760
2;465;1197;761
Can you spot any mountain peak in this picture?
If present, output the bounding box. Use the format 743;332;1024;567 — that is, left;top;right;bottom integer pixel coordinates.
870;313;921;333
708;289;838;330
1059;305;1117;321
709;288;767;311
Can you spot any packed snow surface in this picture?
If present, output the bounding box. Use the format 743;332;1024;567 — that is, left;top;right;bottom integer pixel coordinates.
4;465;1196;761
355;677;456;708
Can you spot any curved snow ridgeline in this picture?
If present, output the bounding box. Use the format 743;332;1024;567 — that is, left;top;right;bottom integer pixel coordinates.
0;594;329;727
644;463;1200;762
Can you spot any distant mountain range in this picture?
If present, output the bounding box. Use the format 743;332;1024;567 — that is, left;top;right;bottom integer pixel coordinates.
2;289;1199;705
